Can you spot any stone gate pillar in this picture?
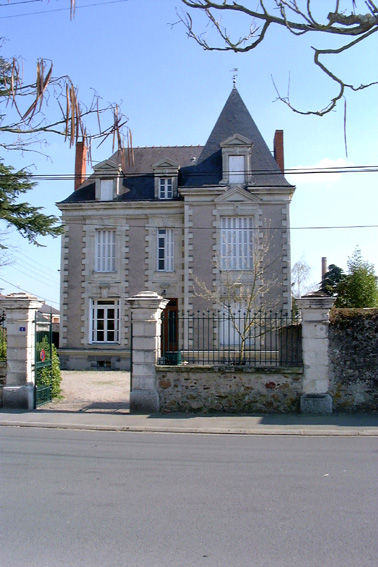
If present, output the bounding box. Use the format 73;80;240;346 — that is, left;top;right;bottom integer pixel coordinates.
296;293;335;414
127;291;168;413
0;293;44;409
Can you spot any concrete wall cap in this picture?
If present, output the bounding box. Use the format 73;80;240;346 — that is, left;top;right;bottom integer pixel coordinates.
296;296;336;310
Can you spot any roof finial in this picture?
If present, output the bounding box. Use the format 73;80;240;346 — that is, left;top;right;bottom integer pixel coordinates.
230;67;238;88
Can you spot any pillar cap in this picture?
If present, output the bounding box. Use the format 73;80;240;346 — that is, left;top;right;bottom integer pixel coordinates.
0;292;44;311
296;292;336;310
127;290;169;309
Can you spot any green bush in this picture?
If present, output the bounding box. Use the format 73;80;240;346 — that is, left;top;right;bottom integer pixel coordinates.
0;330;6;361
37;337;62;398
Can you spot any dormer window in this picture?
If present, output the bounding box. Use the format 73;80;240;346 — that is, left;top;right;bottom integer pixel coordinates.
159;178;173;199
220;134;253;186
152;158;180;200
93;159;122;201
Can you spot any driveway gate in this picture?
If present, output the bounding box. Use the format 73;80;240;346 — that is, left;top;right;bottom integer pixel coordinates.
34;312;53;408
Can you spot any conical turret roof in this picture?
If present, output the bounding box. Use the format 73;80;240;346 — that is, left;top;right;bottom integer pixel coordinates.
182;88;292;187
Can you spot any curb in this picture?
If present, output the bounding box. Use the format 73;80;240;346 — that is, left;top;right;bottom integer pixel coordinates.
1;420;377;436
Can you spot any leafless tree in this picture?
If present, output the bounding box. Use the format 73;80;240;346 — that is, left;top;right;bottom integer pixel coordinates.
193;227;282;363
179;1;378;116
291;256;315;297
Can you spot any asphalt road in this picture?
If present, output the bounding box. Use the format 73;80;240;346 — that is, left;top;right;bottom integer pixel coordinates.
1;428;377;567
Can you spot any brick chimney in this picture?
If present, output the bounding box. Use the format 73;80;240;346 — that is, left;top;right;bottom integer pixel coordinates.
273;130;284;173
74;140;87;190
321;257;327;278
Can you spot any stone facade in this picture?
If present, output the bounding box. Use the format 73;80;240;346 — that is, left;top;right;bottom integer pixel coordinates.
57;89;295;370
329;309;378;413
157;366;303;413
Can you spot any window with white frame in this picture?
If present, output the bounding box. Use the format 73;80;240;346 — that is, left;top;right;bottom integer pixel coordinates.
228;155;245;183
157;228;174;272
90;299;120;343
95;229;116;272
221;217;253;270
159;178;173;199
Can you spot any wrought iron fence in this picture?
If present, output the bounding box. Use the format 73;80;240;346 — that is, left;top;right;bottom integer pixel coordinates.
0;310;6;361
34;312;53;407
160;309;302;367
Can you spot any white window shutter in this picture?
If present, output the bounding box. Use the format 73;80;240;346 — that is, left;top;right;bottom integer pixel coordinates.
229;156;245;183
221;217;253;270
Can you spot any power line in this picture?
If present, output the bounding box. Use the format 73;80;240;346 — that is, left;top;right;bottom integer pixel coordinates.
0;276;59;306
57;218;378;230
8;263;59;287
0;0;41;6
0;0;129;18
12;248;60;278
11;164;378;181
191;224;376;230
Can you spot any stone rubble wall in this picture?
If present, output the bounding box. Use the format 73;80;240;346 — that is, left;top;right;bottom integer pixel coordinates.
157;366;303;413
329;309;378;413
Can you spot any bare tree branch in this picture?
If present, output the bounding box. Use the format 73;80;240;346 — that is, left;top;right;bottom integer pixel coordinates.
179;0;378;115
0;53;131;168
192;225;283;363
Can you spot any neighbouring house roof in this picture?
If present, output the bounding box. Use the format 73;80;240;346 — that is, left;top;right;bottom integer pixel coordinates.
39;303;60;316
59;88;292;205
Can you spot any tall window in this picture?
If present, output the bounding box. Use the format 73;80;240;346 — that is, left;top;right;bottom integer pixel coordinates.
95;229;115;272
221;217;253;270
159;178;173;199
229;155;245;183
157;228;174;272
90;299;120;343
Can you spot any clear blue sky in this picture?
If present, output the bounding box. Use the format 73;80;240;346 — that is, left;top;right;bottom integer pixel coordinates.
1;0;377;307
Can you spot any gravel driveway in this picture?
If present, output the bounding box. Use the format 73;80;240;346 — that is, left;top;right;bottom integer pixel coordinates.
42;370;130;413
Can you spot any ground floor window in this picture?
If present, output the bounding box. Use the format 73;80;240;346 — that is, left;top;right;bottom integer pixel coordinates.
90;299;120;343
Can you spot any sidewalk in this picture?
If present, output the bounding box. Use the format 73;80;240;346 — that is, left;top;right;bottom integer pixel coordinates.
0;407;377;436
1;371;377;436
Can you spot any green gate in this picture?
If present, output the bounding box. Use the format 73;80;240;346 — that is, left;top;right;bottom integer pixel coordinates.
34;312;53;408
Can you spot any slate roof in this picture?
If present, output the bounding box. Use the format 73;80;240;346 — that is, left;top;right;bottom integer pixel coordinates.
117;145;203;201
59;88;292;205
182;88;291;188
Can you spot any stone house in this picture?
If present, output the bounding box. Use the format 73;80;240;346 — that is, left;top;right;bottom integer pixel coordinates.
57;88;295;370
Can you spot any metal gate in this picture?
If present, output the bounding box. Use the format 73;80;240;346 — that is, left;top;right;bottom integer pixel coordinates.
34;312;53;408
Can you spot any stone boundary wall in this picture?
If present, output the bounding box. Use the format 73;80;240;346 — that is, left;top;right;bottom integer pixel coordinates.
157;366;303;413
329;309;378;413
